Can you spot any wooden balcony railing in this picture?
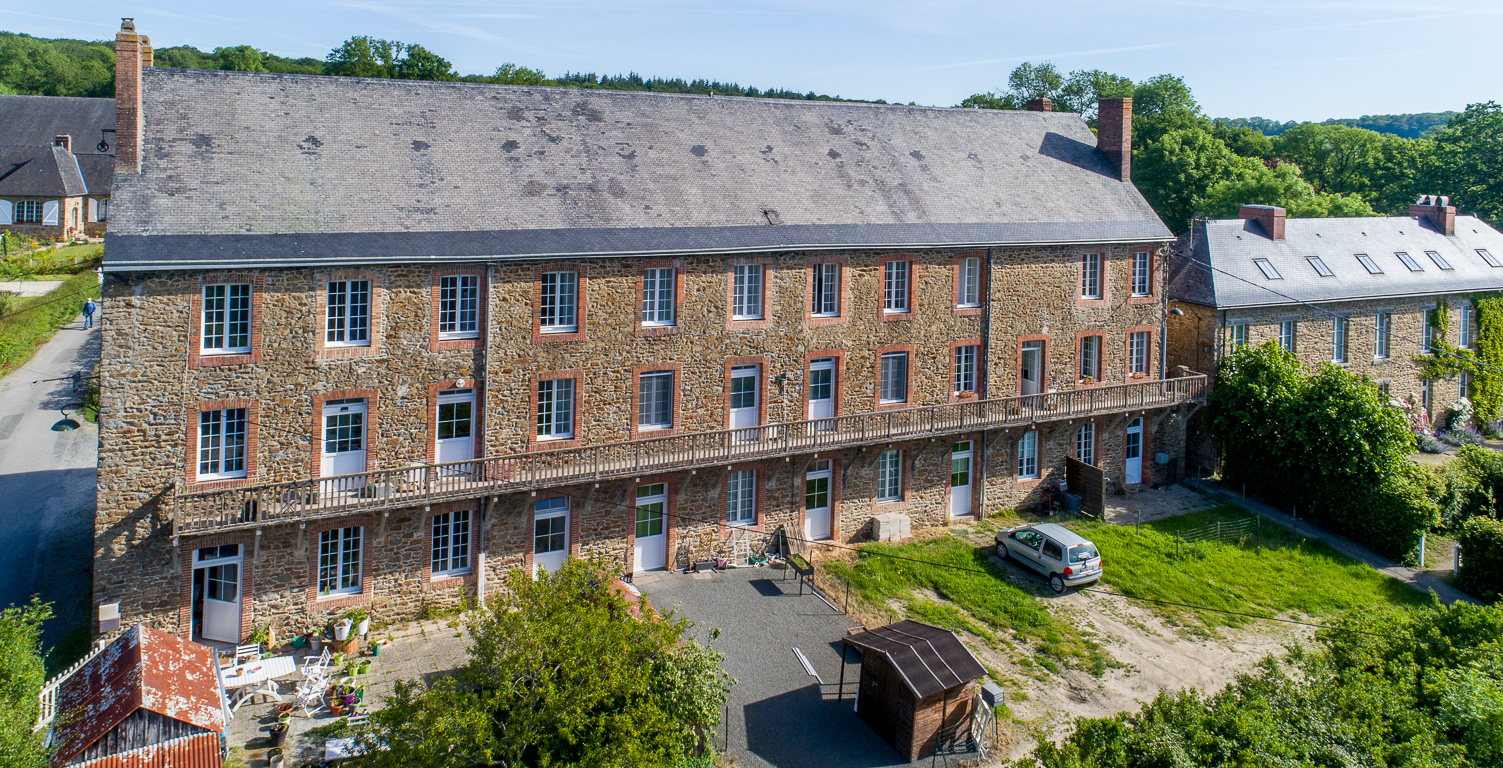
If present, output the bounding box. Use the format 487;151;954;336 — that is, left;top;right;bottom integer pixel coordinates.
172;373;1208;535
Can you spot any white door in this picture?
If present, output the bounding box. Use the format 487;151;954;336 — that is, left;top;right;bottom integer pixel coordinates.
436;389;475;470
805;460;833;541
633;484;668;571
532;497;570;576
950;441;973;517
195;546;242;644
1021;341;1043;395
729;364;760;440
1125;418;1143;484
807;359;835;430
321;399;367;491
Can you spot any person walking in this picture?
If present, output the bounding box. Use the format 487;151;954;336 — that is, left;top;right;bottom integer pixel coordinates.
83;298;97;329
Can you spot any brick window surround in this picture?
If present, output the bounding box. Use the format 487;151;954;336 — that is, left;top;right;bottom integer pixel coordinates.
527;370;581;451
726;256;774;330
1014;427;1044;489
949;338;983;402
1124;326;1156;380
723;356;770;430
429;267;487;351
189;273;264;367
1125;250;1158;306
636;259;686;338
800;455;843;541
1076;250;1109;308
314;269;384;360
524;490;583;574
803;349;847;420
629;475;678;570
176;533;254;641
805;255;850;328
184;399;261;490
305;517;374;612
532;263;589;344
720;462;768;537
874;343;917;412
1075;331;1106;386
872;442;914;512
428;379;486;463
1017;334;1050;395
879;254;917;322
951;251;987;317
425;501;481;591
309;390;379;478
631;363;683;440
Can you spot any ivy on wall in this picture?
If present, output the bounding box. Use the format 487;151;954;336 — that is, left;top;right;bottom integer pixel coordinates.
1413;293;1503;425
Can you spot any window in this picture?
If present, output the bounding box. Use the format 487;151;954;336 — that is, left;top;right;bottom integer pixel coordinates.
1422;379;1432;411
536;378;575;440
1396;252;1423;272
317;526;362;596
1461;305;1473;348
883;260;910;313
732;264;764;320
1016;431;1039;479
642;267;676;326
1479;249;1502;268
1279;320;1297;352
1079;335;1101;381
1307;256;1334;277
1375;312;1391;359
953;345;977;395
1075;423;1095;465
1080;253;1102;298
1128;331;1150;376
96;198;107;222
1424;309;1438;352
1230;323;1249;349
1042;540;1064;562
1377;381;1390;396
1461;371;1472;401
1253;259;1282;280
437;389;472;443
431;509;471;576
438;275;480;338
15;200;41;223
811;262;840;317
1427;250;1453;270
202;284;251;354
1332;316;1348;363
879;352;908;404
540;271;578;332
876;449;902;502
534;497;568;556
726;469;756;525
958;256;982;306
1356;253;1383;274
198;408;247;479
638;371;674;430
326;280;371;346
1130;251;1152;296
806;459;831;509
635;484;666;538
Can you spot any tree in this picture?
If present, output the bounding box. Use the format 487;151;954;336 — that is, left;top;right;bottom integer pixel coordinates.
213;45;267;73
493;63;549;86
957;91;1013;110
0;599;52;768
1209;119;1273;160
1199;162;1377;220
392;43;455;81
1133;127;1255;232
355;559;732;767
325;36;402;79
1057;69;1134;123
1430;102;1503;224
1005;61;1064;103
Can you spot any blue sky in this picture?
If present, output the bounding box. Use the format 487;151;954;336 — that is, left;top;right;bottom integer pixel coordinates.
4;0;1498;121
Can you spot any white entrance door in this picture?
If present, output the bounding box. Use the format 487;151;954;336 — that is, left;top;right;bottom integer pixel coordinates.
436;389;475;471
532;497;570;576
321;398;367;491
729;365;760;440
950;441;973;517
805;460;833;541
633;484;668;571
1125;418;1143;484
807;359;835;431
1021;341;1043;395
195;545;242;643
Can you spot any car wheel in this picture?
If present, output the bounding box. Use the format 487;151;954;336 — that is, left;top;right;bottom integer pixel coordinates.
1049;574;1066;594
997;544;1009;560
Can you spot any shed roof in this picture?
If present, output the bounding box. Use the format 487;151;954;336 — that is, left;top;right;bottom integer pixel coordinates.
0;144;89;197
71;732;222;768
105;68;1171;271
846;620;985;699
0;95;115;155
51;626;227;767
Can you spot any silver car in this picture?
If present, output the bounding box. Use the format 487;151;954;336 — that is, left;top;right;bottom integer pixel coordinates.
995;522;1102;593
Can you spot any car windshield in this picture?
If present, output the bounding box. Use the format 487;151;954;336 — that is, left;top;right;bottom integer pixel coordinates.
1069;544;1099;562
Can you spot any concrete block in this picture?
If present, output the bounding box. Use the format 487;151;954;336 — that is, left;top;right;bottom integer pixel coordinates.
872;512;912;542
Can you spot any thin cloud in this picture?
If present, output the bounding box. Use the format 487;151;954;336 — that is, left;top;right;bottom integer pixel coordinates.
0;9;114;27
447;13;543;18
880;42;1181;75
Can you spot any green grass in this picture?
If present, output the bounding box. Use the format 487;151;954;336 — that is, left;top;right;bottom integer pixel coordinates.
0;243;102;279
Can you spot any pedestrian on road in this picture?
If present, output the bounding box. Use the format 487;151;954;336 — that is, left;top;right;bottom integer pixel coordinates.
83;298;96;329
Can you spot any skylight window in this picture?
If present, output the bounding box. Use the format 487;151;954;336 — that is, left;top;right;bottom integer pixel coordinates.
1253;259;1282;280
1307;256;1334;277
1426;251;1453;270
1479;249;1502;268
1355;253;1383;274
1395;252;1423;272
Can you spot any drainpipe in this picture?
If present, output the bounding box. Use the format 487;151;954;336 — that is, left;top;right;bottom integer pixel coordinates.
977;248;994;518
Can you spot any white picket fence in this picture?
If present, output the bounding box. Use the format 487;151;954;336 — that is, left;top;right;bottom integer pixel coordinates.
35;642;106;731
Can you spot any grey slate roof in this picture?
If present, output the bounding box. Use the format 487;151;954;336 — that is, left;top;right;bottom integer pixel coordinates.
0;144;89;197
106;68;1171;271
845;620;985;699
1167;215;1503;310
0;95;115;155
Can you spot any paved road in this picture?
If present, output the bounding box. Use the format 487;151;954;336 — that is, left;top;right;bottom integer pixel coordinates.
0;312;99;649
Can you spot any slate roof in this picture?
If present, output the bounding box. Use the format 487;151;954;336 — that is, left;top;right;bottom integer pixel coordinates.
1167;215;1503;311
0;95;115;155
845;620;985;699
0;144;89;197
106;68;1171;271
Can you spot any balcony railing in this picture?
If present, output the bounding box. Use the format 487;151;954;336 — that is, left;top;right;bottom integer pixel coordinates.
172;373;1208;535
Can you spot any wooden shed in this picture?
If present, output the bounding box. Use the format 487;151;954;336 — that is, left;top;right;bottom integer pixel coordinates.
846;620;986;761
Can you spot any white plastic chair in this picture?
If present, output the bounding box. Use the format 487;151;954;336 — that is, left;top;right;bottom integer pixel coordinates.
301;647;331;677
294;677;326;718
233;643;263;665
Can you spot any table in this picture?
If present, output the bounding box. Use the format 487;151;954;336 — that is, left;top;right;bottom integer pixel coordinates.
325;737;367;761
221;656;298;712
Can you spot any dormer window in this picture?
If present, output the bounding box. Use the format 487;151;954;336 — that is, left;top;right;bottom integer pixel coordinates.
1356;253;1383;274
1253;259;1282;280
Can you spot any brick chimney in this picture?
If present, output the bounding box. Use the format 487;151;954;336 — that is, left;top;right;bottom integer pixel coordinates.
114;18;149;174
1410;194;1456;236
1097;97;1131;182
1025;97;1052;112
53;135;71;151
1239;204;1286;240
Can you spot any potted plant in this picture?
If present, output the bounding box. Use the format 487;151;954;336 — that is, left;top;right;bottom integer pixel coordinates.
334;618;353;642
330;697;346;716
268;748;284;768
342;692;360;709
345;608;370;637
268;720;289;748
371;638;386;656
275;702;295;719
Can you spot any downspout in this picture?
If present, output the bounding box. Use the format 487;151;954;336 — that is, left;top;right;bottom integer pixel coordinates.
476;262;496;604
977;248;994;518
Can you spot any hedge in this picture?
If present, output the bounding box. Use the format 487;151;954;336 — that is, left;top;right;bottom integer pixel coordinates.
1457;516;1503;602
0;271;101;370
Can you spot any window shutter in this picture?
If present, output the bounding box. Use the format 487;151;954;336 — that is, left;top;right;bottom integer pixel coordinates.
42;200;59;225
87;198;97;222
0;200;11;226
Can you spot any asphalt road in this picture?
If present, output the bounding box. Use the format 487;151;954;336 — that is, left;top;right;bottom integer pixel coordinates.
0;311;98;650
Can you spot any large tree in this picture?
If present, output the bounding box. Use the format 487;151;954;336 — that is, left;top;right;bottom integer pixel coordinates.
0;599;52;768
1133;127;1254;232
1199;162;1377;220
326;37;456;81
1430;102;1503;224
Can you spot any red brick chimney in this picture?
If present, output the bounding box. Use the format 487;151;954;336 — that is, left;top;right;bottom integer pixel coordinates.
53;135;71;151
1239;204;1286;240
114;18;149;173
1025;97;1052;112
1097;98;1131;182
1410;194;1456;236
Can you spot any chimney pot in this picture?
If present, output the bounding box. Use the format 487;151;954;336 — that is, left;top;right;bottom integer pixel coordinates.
1096;98;1132;182
1410;194;1456;236
1239;205;1286;240
1025;97;1052;112
53;134;71;151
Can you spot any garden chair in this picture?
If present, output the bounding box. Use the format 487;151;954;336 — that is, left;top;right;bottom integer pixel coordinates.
224;643;262;667
301;647;331;677
294;677;327;718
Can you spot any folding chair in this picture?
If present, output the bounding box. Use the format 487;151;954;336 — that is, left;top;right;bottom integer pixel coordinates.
301;647;331;677
294;677;327;718
232;643;263;666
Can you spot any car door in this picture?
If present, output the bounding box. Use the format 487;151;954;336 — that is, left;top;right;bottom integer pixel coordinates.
1040;537;1066;576
1010;530;1045;573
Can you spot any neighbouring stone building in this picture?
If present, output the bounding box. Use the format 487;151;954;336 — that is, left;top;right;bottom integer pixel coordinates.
0;93;116;240
95;19;1203;643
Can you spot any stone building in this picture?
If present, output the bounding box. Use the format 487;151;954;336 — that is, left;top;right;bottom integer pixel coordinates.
95;20;1203;643
0;94;116;240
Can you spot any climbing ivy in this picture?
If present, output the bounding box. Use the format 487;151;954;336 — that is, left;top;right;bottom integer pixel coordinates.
1470;292;1503;424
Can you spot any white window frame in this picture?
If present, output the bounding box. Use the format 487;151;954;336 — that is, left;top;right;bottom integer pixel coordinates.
876;449;902;502
953;345;977;395
1253;258;1282;280
732;264;764;320
325;279;371;347
883;260;910;313
1427;251;1453;270
540;271;579;333
726;469;756;525
1279;320;1297;353
1230;323;1249;349
1130;251;1151;296
1478;249;1502;268
1075;423;1094;465
1080;253;1102;298
536;378;575;440
1079;335;1101;381
958;256;982;307
1424;309;1437;352
317;526;362;596
1017;431;1039;480
1307;256;1334;277
1461;305;1473;348
1128;331;1150;376
879;352;908;404
15;200;42;224
1461;371;1472;401
431;509;472;577
1395;252;1423;272
197;408;248;480
641;267;676;326
534;497;569;558
1356;253;1383;274
638;371;674;431
438;274;480;339
96;198;108;222
811;262;840;317
1375;312;1391;359
1332;316;1348;363
201;283;252;354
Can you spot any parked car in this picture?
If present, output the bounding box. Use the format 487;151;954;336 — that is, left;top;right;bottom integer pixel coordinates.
995;523;1102;593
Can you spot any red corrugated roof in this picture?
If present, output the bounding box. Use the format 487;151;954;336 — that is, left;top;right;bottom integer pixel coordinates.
71;732;223;768
51;626;227;767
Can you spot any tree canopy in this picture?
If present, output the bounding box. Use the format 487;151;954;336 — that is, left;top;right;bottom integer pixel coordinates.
0;599;52;768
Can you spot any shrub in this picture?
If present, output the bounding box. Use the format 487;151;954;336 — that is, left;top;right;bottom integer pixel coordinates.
1418;432;1447;453
0;271;100;370
1440;425;1484;447
1457;516;1503;602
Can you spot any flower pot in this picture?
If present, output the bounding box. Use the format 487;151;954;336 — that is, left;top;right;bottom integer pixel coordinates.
268;751;284;768
335;619;352;641
356;617;370;636
269;723;288;748
330;700;346;717
372;642;382;657
310;635;323;652
275;702;295;719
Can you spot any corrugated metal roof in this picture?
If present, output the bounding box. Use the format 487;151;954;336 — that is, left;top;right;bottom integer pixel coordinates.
71;732;222;768
51;626;227;767
846;620;985;699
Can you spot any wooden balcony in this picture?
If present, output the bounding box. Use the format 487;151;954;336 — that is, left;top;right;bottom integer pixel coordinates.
171;373;1208;535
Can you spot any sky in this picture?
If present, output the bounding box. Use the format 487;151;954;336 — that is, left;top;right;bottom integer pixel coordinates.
3;0;1500;121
